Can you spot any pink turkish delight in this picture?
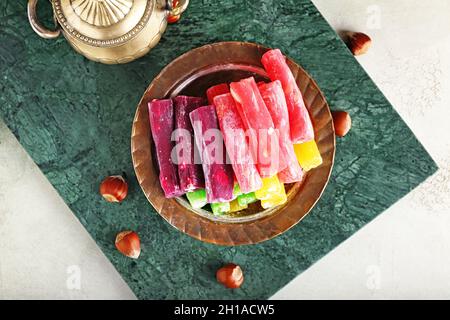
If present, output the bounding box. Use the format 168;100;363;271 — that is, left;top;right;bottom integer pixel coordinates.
258;81;303;183
173;96;205;192
261;49;314;143
189;105;234;203
207;83;230;104
230;77;288;177
213;93;262;193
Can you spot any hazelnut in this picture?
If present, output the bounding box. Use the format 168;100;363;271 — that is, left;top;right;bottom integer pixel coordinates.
344;32;372;56
100;175;128;203
332;110;352;137
216;263;244;289
115;231;141;259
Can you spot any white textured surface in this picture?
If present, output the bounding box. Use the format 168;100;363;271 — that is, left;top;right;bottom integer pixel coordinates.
272;0;450;300
0;0;449;299
0;122;135;299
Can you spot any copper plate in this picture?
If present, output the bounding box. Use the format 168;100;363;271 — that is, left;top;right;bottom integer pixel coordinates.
131;42;335;246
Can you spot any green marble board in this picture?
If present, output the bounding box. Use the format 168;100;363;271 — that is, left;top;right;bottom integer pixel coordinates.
0;0;437;299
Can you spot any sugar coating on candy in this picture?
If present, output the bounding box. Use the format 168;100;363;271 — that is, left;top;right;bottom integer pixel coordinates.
261;49;314;144
230;77;286;177
189;105;234;203
258;81;303;183
233;183;243;199
207;83;230;105
294;140;323;171
278;163;304;184
255;175;283;201
148;99;184;198
173;96;205;192
237;192;257;206
229;199;248;212
261;183;287;209
186;189;207;209
211;202;231;215
213;93;262;193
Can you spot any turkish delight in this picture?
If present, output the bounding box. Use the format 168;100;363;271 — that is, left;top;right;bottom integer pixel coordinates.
258;81;303;183
173;96;205;192
237;192;258;206
148;99;183;198
213;93;262;193
261;183;287;209
207;83;230;104
261;49;314;143
211;202;231;215
186;189;207;209
230;77;287;177
229;199;248;212
189;105;235;203
255;175;282;201
294;140;323;171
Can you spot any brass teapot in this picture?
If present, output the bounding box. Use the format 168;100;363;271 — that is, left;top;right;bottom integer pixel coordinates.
27;0;189;64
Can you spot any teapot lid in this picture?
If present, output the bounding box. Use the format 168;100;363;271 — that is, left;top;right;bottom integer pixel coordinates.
53;0;158;47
